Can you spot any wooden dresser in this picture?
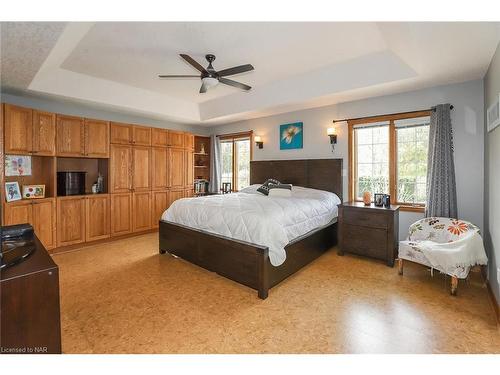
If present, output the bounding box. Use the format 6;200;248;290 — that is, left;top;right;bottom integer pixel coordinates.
338;201;399;266
0;236;61;354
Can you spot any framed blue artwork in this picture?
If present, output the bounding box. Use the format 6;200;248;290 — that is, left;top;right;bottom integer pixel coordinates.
280;122;303;150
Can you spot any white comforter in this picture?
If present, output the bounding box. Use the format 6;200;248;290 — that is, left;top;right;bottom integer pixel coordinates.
161;185;341;266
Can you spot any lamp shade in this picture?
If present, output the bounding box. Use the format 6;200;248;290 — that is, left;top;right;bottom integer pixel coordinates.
327;127;336;136
254;135;262;143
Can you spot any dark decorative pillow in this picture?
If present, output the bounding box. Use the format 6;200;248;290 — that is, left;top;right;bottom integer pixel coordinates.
268;183;292;190
257;178;281;195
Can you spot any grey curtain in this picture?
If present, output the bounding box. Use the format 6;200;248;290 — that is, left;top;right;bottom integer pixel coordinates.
209;134;221;193
425;103;458;218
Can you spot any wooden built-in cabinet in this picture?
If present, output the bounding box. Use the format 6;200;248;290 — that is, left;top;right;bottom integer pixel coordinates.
85;194;110;242
2;102;202;252
110;144;133;193
152;147;168;190
56;115;85;157
168;130;185;148
132;146;151;191
152;128;168;147
110;122;133;144
133;191;152;232
32;110;56;156
110;193;133;237
4;104;56;156
56;196;86;247
152;190;168;228
168;147;185;188
3;199;57;250
84;119;109;158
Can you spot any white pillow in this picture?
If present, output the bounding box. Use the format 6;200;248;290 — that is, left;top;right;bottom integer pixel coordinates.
268;188;292;197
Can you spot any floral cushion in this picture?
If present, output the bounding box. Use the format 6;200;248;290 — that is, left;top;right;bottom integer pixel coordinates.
408;217;479;243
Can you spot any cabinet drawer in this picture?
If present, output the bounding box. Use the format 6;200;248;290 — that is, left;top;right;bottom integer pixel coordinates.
342;208;388;229
341;224;387;260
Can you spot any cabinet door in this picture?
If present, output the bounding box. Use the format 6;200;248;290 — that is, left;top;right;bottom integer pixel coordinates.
110;145;132;193
86;195;110;242
56;197;86;247
133;192;152;232
32;110;56;156
110;122;132;144
132;126;151;146
151;128;168;147
110;193;133;237
151;147;168;190
167;130;184;148
168;189;185;207
152;191;168;228
85;119;109;158
185;151;194;188
32;198;56;250
168;147;185;188
3;201;33;226
56;115;85;156
184;133;194;151
4;104;32;155
132;146;151;191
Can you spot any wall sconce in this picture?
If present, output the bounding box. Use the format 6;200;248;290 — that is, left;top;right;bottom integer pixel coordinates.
327;127;337;152
254;135;263;149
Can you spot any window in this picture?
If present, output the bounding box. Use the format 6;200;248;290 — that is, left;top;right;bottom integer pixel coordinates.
220;132;252;191
349;111;431;211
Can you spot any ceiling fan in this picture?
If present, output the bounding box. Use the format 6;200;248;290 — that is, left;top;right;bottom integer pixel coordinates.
158;54;254;93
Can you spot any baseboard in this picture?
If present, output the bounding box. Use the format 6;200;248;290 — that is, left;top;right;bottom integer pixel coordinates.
486;280;500;325
49;228;158;255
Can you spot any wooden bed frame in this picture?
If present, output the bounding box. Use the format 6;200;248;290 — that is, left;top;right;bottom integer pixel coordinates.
159;159;343;299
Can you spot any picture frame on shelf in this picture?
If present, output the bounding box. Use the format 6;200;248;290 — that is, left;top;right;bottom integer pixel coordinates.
374;193;385;207
5;155;32;176
22;184;46;199
5;181;22;202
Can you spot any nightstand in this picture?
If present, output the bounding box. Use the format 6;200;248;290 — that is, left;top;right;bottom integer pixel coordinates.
338;201;399;267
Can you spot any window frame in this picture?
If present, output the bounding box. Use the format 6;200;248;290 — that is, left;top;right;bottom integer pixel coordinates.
348;110;431;212
219;131;253;192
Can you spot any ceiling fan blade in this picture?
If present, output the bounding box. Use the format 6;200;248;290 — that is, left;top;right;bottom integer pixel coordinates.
199;82;208;93
180;54;208;73
219;77;251;91
158;75;199;78
217;64;254;77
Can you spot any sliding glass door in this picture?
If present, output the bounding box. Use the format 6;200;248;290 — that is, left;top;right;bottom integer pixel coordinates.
220;133;252;192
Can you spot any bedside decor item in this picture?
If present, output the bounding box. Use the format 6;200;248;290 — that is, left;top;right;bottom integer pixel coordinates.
5;182;22;202
22;184;45;199
221;182;232;194
254;135;264;149
374;193;384;207
362;191;372;205
383;194;391;208
327;127;337;152
280;122;303;150
5;155;32;176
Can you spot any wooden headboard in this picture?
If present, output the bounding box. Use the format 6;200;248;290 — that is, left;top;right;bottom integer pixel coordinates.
250;159;343;200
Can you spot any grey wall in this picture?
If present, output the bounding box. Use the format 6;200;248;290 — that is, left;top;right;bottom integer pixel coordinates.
209;80;485;240
0;91;210;135
484;41;500;303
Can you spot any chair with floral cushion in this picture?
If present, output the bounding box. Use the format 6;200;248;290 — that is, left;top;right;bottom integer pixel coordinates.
398;217;488;295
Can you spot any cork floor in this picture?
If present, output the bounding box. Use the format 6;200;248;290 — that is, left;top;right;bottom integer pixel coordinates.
52;232;499;354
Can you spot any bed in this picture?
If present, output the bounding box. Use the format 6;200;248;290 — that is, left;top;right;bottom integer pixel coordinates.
159;159;343;299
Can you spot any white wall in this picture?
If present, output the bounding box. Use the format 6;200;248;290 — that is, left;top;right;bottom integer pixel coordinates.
484;41;500;303
209;80;485;240
0;91;210;135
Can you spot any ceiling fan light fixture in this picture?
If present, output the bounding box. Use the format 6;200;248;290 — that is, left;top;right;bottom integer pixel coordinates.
202;76;219;88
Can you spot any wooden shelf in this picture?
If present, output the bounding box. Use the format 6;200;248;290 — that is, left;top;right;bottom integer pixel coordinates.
193;152;209;156
194;165;208;168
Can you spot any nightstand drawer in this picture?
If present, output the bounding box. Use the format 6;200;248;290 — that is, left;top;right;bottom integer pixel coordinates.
342;208;388;229
341;224;387;259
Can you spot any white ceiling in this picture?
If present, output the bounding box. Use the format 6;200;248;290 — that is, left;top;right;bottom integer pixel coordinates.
1;22;499;126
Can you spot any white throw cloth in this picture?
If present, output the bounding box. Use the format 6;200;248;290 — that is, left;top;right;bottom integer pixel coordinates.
418;231;488;273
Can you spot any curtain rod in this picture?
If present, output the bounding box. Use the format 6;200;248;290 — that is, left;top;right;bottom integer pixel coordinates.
332;105;454;124
216;130;253;138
